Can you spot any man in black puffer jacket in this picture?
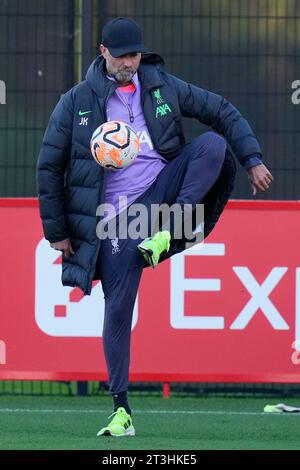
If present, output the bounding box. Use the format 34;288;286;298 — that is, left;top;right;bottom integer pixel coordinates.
37;17;273;437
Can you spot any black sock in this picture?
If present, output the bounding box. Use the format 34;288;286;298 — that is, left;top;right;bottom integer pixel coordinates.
112;390;131;415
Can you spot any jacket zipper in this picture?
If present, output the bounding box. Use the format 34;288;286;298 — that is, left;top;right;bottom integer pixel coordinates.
88;86;117;294
128;104;134;123
115;88;134;123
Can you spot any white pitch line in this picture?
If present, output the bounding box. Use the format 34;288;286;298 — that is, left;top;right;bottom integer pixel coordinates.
0;408;296;416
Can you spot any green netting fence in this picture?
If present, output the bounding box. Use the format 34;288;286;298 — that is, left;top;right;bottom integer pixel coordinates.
1;381;300;398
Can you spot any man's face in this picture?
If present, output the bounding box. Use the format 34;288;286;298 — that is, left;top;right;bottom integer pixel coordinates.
100;45;141;84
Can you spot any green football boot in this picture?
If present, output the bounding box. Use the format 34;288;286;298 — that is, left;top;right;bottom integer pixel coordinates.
137;230;171;268
97;407;135;437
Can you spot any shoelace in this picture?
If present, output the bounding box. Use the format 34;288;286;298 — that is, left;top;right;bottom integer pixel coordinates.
107;410;128;426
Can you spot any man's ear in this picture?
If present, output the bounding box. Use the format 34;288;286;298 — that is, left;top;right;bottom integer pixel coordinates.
99;44;105;55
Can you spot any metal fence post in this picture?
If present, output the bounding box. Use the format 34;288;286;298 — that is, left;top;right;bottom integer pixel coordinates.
66;0;75;89
81;0;92;79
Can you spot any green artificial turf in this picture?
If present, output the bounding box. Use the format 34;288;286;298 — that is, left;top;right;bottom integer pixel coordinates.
0;395;299;450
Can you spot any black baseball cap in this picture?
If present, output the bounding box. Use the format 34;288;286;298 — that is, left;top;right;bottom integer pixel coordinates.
101;17;147;57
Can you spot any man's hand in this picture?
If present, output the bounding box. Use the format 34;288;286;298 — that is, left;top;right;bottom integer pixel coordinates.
50;238;74;258
247;163;274;196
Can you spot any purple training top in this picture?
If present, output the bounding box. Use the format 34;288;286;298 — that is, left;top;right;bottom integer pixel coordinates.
105;73;167;217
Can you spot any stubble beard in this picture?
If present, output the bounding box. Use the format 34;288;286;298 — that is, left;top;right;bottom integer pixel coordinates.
108;67;135;84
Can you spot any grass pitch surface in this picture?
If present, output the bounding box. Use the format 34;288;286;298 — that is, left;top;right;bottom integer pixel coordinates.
0;395;299;450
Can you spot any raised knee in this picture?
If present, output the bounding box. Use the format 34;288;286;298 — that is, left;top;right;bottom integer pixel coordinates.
203;131;226;148
201;132;226;163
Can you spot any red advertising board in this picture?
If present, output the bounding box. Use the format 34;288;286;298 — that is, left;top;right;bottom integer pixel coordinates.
0;198;299;382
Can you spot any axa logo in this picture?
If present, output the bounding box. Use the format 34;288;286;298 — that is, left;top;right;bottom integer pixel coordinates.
156;103;172;118
0;80;6;104
153;88;172;118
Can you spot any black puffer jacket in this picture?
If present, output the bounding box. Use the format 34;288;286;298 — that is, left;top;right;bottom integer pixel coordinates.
37;53;261;294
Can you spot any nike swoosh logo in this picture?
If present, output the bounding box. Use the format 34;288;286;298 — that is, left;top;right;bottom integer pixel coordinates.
78;110;92;116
